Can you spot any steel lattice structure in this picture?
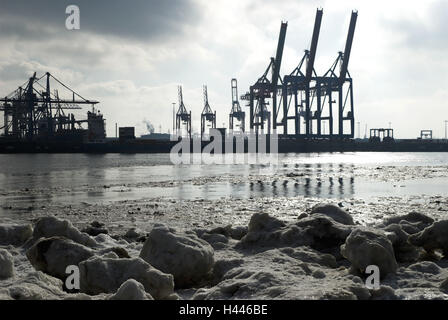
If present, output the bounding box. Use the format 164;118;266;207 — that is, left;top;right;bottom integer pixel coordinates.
201;85;216;139
229;78;245;132
0;72;99;140
175;85;192;139
241;9;358;139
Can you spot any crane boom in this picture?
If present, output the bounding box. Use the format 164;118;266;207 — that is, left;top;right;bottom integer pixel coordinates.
306;8;323;80
339;10;357;83
272;22;288;87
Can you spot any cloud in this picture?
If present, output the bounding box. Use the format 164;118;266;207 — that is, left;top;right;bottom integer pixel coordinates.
381;0;448;52
0;0;202;43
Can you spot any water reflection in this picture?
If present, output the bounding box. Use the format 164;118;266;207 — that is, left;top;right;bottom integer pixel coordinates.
182;170;358;200
0;159;369;207
232;175;356;199
1;153;448;215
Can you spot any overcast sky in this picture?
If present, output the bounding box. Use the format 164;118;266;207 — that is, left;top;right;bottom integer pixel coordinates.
0;0;447;138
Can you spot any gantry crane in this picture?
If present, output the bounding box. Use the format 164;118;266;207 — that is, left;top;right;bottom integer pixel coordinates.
200;85;216;139
0;72;99;140
242;21;288;134
282;8;323;136
281;9;357;139
319;10;357;138
175;85;191;139
229;78;245;132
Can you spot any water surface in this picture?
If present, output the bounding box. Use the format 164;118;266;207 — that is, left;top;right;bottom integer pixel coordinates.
1;152;447;215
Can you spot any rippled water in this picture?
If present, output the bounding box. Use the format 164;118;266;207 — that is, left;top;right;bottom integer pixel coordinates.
0;152;447;215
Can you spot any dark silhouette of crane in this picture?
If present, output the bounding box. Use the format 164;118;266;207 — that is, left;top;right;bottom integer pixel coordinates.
175;86;191;139
201;85;216;140
1;72;98;140
229;78;245;133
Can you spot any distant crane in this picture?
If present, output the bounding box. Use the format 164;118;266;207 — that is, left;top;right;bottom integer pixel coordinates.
0;72;98;140
200;85;216;140
175;86;191;139
229;79;245;132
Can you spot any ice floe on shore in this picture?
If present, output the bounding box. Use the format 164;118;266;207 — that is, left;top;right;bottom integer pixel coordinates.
2;202;448;300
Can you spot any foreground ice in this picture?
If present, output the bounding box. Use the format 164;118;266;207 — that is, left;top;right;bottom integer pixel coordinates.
140;224;214;288
2;201;448;300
